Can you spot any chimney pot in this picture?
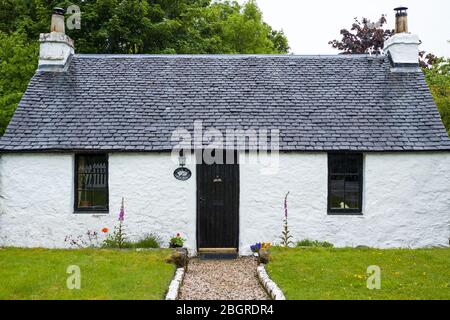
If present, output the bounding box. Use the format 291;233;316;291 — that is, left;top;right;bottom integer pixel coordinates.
53;7;66;15
394;6;408;33
51;7;66;33
384;7;419;71
39;8;74;72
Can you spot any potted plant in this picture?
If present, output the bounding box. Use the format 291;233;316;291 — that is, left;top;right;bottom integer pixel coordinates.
169;233;185;248
250;242;272;264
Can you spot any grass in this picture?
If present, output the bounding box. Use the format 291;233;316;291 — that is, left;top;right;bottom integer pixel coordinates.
0;248;175;300
266;247;450;300
296;239;334;248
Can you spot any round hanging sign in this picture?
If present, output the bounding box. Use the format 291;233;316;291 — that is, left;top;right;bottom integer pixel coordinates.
174;167;192;181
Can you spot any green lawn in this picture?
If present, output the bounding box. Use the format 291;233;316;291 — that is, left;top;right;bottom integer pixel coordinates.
266;247;450;300
0;248;175;300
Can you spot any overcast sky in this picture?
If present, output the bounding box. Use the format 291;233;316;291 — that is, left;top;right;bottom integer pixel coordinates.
237;0;450;57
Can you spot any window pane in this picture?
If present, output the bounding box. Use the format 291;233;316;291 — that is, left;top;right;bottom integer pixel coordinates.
345;192;360;209
329;154;361;174
330;175;345;190
75;154;108;211
345;175;360;192
77;189;93;208
330;189;345;209
344;175;360;208
92;189;108;208
328;153;362;213
329;155;344;173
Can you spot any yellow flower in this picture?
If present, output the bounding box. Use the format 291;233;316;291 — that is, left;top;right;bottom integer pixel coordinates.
261;242;272;250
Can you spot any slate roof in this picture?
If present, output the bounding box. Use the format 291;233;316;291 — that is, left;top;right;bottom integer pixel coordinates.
1;54;449;152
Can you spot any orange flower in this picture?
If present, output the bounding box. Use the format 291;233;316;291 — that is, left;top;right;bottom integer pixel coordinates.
101;227;109;233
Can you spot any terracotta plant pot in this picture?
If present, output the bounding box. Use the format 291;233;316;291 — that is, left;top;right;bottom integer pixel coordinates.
80;200;92;207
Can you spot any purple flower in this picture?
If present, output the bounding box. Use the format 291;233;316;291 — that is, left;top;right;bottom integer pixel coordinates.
284;192;290;218
119;197;125;221
250;242;262;253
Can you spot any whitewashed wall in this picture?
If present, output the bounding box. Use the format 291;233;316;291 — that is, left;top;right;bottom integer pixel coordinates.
0;152;449;255
239;152;450;254
0;153;197;251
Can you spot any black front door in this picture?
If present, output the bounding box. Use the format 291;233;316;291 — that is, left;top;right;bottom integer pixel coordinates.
197;151;239;250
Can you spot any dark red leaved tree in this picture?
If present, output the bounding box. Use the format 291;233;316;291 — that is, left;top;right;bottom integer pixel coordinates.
328;15;394;54
329;15;437;68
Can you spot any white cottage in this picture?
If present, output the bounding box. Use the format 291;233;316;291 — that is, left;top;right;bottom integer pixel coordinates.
0;8;449;255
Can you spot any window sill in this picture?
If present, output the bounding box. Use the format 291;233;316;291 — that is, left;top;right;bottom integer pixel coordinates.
73;210;109;215
327;211;363;216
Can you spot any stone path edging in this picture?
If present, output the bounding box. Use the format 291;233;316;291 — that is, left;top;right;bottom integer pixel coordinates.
257;264;286;300
179;258;268;300
165;267;185;300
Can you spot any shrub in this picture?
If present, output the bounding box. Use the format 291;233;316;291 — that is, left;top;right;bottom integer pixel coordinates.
134;233;161;249
296;239;334;248
102;238;134;249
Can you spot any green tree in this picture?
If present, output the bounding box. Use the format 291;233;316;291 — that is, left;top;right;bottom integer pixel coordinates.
221;0;281;54
0;0;288;55
0;0;289;134
423;58;450;135
0;31;38;135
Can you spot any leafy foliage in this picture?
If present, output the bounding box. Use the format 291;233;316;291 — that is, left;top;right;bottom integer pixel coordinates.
328;15;394;54
134;233;162;249
296;239;334;248
0;0;289;54
419;51;439;69
169;233;185;248
0;31;38;135
101;223;132;249
0;0;289;135
423;57;450;135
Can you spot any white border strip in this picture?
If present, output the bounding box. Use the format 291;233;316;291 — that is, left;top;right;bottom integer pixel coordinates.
165;267;185;300
257;264;286;300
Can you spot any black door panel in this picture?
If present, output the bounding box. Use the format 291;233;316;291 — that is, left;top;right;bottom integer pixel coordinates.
197;150;239;249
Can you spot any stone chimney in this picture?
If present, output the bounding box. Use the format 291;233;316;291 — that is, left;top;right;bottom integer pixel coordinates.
38;8;74;72
383;7;420;71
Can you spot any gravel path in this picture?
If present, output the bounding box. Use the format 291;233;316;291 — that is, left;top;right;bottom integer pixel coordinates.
179;257;269;300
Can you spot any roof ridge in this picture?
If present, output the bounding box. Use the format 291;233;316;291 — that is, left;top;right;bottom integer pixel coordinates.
74;53;384;59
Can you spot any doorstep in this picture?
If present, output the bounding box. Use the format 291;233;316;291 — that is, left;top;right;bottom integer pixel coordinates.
197;248;238;260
